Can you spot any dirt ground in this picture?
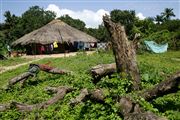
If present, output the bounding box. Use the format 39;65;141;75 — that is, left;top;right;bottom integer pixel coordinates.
0;51;95;74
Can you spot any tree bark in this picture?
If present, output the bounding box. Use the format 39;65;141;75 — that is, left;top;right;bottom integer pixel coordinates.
103;15;141;90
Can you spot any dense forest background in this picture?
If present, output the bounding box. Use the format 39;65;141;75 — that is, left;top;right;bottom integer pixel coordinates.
0;6;179;54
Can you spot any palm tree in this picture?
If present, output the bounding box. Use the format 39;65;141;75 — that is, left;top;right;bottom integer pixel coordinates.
161;8;175;21
155;15;163;24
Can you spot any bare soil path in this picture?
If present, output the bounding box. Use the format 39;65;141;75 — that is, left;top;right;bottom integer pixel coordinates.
0;51;95;74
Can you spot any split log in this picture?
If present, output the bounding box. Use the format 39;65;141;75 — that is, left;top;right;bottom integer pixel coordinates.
11;86;73;112
103;15;141;90
90;63;116;83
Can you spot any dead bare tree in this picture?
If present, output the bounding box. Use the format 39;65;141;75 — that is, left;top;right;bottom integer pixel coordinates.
103;15;141;90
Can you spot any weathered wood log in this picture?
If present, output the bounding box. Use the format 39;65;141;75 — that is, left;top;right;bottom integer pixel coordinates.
103;15;141;90
30;64;71;74
141;71;180;101
69;88;89;106
11;86;73;112
8;72;34;87
69;88;105;106
7;64;72;88
0;104;10;112
90;63;116;83
90;89;105;102
7;65;40;88
44;86;59;93
118;97;167;120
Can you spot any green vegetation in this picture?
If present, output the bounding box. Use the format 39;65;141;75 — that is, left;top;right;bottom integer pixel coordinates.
0;51;179;119
0;57;32;67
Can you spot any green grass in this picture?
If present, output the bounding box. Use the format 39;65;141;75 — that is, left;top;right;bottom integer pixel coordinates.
0;51;179;120
0;57;33;67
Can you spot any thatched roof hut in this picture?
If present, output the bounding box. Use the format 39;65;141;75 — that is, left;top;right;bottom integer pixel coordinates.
12;19;97;46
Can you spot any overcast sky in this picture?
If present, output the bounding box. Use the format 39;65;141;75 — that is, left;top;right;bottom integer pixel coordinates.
0;0;179;28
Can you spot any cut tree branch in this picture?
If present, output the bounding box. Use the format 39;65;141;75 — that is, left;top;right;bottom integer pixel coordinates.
31;64;72;74
90;63;116;83
140;71;180;101
7;64;72;88
69;88;105;106
11;86;73;112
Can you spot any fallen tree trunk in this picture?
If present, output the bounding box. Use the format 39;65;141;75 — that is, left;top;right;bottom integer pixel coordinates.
8;72;33;87
30;64;71;74
7;65;40;88
141;71;180;101
71;72;179;120
117;72;179;120
69;88;105;106
70;88;164;120
90;63;116;83
11;86;73;112
0;104;10;112
7;64;72;88
103;15;141;90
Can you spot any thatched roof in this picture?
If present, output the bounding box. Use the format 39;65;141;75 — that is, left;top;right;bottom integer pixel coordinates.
12;19;98;46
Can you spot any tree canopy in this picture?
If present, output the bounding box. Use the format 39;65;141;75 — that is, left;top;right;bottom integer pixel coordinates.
58;15;86;31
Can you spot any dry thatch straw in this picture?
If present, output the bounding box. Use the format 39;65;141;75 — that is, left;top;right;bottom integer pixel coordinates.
12;19;98;46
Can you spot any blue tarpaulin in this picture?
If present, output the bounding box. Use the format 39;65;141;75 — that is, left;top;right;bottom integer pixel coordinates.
144;40;168;53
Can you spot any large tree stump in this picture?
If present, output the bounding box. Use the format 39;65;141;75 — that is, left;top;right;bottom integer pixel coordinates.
103;15;141;90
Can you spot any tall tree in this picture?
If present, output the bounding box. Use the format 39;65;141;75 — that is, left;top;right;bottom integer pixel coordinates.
161;8;175;21
110;10;136;36
19;6;56;35
58;15;86;31
3;11;19;45
155;15;164;24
